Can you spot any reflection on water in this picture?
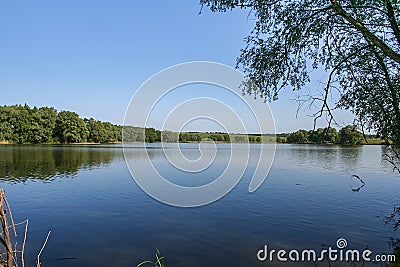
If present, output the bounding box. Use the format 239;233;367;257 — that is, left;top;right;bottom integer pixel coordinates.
385;206;400;265
0;144;399;267
349;175;366;192
0;145;120;182
281;145;362;173
383;145;400;174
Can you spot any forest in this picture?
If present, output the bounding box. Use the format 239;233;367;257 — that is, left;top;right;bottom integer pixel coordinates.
0;105;267;144
0;104;378;145
0;104;121;144
281;126;381;145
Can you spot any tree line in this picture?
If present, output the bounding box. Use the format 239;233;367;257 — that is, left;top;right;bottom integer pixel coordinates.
0;105;378;145
123;127;269;143
0;105;269;144
0;105;122;144
280;125;370;145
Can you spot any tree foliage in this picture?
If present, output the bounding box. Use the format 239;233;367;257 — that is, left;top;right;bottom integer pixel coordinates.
338;125;364;145
54;111;89;143
200;0;400;144
287;129;311;144
122;128;265;143
0;105;57;143
286;125;362;144
85;118;122;143
0;105;364;145
0;105;122;144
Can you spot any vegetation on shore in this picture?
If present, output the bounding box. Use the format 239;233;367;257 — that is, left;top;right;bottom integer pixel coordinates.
122;126;275;143
0;104;271;144
0;104;121;144
0;104;384;145
278;125;384;145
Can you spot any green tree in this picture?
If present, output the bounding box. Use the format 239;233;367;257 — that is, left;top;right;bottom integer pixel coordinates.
276;135;287;143
233;135;246;143
308;128;339;144
161;130;179;142
11;104;31;144
0;105;58;143
54;111;89;143
145;128;160;143
200;0;400;144
210;134;223;142
325;127;339;144
0;106;17;142
179;132;188;142
339;125;364;145
28;107;57;143
0;105;122;144
287;127;338;144
123;126;145;142
223;134;230;142
86;118;120;143
86;118;105;143
287;129;309;143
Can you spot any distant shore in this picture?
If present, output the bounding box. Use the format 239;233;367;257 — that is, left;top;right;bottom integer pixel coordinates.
1;105;388;146
0;141;122;145
0;139;387;145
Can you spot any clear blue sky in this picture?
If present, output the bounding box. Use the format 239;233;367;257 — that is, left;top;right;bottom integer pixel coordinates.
0;1;355;133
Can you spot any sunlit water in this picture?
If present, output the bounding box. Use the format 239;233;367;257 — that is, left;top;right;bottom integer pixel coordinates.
0;144;399;267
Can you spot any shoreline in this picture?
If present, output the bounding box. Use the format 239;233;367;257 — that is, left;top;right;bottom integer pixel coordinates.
0;141;123;145
0;141;387;146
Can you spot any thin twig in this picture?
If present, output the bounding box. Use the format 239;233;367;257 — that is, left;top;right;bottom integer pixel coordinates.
11;220;28;227
3;195;17;237
0;190;15;267
21;220;28;267
14;242;18;267
36;231;51;267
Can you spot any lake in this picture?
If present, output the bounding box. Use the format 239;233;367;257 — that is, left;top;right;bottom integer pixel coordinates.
0;144;399;267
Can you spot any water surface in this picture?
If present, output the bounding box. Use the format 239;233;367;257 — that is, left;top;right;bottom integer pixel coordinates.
0;144;398;267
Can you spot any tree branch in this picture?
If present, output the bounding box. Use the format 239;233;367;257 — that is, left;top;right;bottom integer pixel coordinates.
331;0;400;64
313;44;372;129
342;5;388;15
385;0;400;45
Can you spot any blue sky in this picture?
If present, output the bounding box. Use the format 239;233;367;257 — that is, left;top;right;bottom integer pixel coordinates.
0;1;355;133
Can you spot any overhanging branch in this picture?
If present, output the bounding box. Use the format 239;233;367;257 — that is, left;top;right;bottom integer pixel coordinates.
331;0;400;64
